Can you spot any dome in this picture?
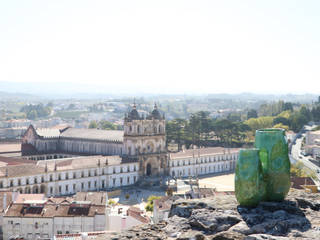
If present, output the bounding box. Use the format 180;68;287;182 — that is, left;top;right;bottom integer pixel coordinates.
151;109;161;119
151;104;162;119
129;108;140;120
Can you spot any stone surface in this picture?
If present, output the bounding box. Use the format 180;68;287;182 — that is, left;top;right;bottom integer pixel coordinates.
96;189;320;240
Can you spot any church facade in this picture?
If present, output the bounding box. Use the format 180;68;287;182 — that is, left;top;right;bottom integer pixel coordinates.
21;104;167;177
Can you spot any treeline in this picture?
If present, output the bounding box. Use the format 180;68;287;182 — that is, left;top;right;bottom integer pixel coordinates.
166;111;251;150
166;99;320;150
20;104;52;120
88;120;123;130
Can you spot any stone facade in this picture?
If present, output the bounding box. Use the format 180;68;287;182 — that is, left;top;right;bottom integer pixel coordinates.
123;104;167;177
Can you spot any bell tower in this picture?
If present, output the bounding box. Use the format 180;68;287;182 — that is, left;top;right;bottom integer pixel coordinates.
123;102;168;177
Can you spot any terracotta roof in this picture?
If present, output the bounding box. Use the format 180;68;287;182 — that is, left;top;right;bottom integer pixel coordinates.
14;194;45;204
74;192;107;206
60;128;123;142
36;155;122;172
153;196;180;212
291;177;316;189
0;156;35;166
5;202;105;218
0;155;127;179
127;207;150;224
0;163;42;177
170;147;239;159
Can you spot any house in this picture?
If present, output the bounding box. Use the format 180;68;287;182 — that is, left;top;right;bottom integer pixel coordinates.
3;192;108;240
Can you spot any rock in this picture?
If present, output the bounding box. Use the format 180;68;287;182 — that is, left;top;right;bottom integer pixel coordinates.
96;189;320;240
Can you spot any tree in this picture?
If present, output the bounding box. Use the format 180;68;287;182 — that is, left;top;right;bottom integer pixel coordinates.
89;121;98;129
20;103;51;119
145;195;161;212
247;109;258;119
273;116;290;126
311;105;320;122
166;118;187;150
99;120;117;130
27;110;37;120
283;102;293;111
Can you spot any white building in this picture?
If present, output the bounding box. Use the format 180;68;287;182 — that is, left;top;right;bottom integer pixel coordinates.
305;130;320;158
0;155;139;196
169;147;238;178
106;205;149;231
3;192;107;240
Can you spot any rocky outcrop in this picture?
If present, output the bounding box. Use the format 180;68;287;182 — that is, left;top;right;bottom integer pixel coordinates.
97;189;320;240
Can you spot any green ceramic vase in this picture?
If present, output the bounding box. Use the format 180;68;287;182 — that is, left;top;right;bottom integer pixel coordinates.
254;128;291;201
235;149;266;207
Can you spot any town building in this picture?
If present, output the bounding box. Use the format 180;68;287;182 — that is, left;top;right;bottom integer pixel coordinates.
106;205;150;231
304;130;320;159
0;155;139;196
3;192;108;240
169;147;238;178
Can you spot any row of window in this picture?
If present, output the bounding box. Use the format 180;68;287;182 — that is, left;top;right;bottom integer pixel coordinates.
0;165;138;188
128;124;163;134
171;155;237;167
171;163;230;176
51;176;138;195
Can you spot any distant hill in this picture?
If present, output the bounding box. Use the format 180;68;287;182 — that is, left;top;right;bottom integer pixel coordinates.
0;81;318;102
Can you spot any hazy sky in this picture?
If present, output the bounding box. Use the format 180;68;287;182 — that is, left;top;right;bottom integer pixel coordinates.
0;1;319;94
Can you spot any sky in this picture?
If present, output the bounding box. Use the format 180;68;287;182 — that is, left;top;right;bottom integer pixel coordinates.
0;0;320;95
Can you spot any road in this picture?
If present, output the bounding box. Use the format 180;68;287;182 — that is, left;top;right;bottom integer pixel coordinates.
290;125;320;185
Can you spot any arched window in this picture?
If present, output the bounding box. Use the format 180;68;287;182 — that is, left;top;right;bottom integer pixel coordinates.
137;125;140;134
158;125;161;133
129;126;132;132
154;127;157;133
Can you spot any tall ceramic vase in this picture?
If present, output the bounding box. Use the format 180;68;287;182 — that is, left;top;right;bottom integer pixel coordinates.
235;149;266;207
254;128;291;201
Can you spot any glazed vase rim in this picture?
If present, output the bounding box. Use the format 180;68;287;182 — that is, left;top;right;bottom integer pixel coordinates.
256;128;285;133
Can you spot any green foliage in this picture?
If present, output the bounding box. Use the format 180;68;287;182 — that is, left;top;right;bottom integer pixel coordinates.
20;104;51;120
273;123;289;130
145;195;161;212
291;162;316;179
273;116;290;126
259;101;293;117
247;109;258;119
54;111;87;119
89;121;98;129
88;120;119;130
244;116;274;132
311;105;320;122
108;199;116;205
99;120;118;130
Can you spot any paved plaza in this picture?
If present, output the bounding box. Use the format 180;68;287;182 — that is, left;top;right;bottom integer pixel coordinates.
198;173;235;192
110;173;235;208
